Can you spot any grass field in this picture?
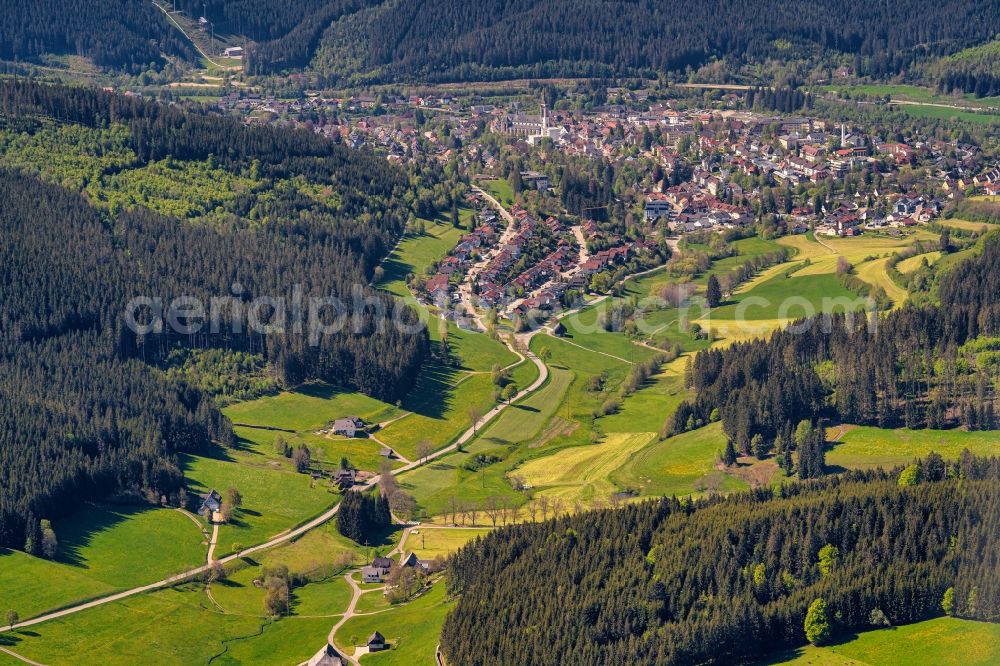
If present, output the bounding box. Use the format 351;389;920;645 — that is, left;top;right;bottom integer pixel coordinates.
335;581;453;665
769;617;1000;665
897;251;942;273
0;586;265;666
479;367;573;444
709;273;862;322
0;505;205;620
827;425;1000;470
375;217;467;298
400;528;492;559
398;332;633;519
377;316;525;460
938;218;995;232
821;83;1000;108
3;581;343;666
558;304;666;363
182;451;337;554
600;357;688;433
610;422;749;497
378;369;497;460
215;616;338;665
224;383;400;431
854;257;908;308
820;84;1000;125
517;432;657;502
481;178;514;207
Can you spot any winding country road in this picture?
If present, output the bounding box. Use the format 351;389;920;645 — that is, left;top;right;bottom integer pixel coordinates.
0;319;546;650
327;573;365;666
0;179;603;662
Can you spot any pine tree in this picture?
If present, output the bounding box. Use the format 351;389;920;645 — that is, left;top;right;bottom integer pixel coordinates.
706;275;722;308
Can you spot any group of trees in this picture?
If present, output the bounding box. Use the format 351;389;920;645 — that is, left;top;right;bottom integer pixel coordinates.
0;81;431;549
442;457;1000;665
336;491;391;544
671;235;1000;459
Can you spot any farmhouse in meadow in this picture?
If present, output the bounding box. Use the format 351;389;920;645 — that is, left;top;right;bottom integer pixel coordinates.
362;555;394;583
198;489;222;517
367;631;387;652
332;467;356;490
332;416;364;437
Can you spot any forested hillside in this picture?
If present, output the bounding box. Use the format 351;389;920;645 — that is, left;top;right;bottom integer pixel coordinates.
0;0;196;72
0;81;432;549
927;38;1000;98
442;457;1000;665
308;0;997;83
4;0;998;81
671;234;1000;459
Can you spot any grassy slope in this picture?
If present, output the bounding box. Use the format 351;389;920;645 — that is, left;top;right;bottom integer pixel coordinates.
897;251;942;273
1;586;265;666
828;426;1000;470
223;383;400;431
374;217;467;298
481;178;514;207
517;432;658;502
0;505;205;620
335;582;453;666
400;528;493;559
600;357;688;433
769;617;1000;665
610;422;748;497
182;451;337;554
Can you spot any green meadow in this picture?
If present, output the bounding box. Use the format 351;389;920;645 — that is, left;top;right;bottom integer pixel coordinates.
182;451;337;554
223;383;400;431
400;528;493;559
481;178;514;206
335;582;454;665
0;505;205;621
769;617;1000;665
827;426;1000;470
610;422;749;498
710;273;863;321
375;216;468;298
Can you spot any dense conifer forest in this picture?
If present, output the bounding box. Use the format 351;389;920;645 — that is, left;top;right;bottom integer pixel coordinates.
670;235;1000;457
442;456;1000;665
309;0;997;83
4;1;999;82
0;81;430;549
0;1;196;72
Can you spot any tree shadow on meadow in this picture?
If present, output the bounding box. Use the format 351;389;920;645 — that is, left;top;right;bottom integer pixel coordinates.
397;354;460;421
54;504;159;569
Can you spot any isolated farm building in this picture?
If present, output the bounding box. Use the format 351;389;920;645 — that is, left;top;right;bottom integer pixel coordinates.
362;556;394;583
332;467;356;489
367;631;387;652
379;447;397;459
401;551;433;573
333;417;364;437
307;643;345;666
198;490;222;516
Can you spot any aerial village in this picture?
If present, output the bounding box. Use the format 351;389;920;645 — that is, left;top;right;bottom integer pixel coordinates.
199;85;1000;331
